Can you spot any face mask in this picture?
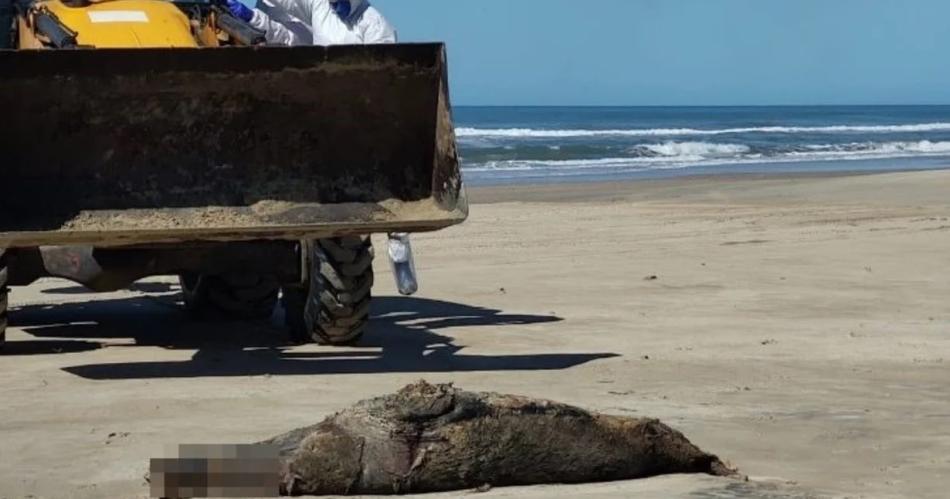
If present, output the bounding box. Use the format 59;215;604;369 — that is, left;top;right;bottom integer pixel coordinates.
331;0;352;20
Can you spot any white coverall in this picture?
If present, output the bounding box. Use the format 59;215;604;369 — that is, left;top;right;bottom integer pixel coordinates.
249;0;396;46
251;0;313;46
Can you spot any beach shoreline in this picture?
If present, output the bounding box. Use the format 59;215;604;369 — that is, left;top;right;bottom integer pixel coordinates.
467;167;950;205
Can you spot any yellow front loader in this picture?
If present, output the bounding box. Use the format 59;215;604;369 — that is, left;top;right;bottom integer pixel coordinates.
0;0;467;348
15;0;217;48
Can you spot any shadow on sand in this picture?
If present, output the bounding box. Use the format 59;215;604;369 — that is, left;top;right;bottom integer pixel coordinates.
7;293;616;380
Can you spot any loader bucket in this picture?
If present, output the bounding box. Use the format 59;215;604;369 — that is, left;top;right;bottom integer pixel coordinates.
0;44;467;248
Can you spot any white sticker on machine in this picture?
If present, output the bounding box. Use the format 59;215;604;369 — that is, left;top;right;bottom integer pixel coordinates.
87;11;150;23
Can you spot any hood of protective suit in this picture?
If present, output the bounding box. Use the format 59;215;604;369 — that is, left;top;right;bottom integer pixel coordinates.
334;0;368;23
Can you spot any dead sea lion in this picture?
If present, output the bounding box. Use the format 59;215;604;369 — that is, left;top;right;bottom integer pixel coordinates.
263;381;736;495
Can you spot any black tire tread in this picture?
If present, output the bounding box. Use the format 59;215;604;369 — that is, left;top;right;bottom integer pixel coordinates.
285;236;374;345
180;272;279;320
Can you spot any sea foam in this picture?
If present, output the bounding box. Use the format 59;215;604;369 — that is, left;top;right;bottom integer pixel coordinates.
463;140;950;172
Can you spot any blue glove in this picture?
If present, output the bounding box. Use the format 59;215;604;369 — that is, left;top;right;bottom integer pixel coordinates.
331;0;351;20
225;0;254;22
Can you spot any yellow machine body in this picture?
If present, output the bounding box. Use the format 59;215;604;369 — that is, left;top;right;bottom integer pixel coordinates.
19;0;201;48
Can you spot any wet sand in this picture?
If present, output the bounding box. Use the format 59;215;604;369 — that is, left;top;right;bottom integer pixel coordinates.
1;170;949;498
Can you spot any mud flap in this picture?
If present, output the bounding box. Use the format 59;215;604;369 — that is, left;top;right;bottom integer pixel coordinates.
0;44;466;247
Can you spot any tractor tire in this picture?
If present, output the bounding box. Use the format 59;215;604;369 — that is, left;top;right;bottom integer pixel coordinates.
0;250;7;350
179;272;279;320
284;236;374;345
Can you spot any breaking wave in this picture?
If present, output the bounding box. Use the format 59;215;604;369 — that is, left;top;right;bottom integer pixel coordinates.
633;141;751;157
464;140;950;172
456;122;950;138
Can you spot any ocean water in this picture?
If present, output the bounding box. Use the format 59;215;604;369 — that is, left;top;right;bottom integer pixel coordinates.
453;106;950;185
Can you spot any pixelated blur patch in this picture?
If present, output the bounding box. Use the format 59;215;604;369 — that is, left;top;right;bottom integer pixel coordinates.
150;444;279;498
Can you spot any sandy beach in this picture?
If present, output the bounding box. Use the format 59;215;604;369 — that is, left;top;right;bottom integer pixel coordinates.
1;169;949;498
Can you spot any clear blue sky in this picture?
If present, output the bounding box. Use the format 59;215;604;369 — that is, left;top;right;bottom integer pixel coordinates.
373;0;950;106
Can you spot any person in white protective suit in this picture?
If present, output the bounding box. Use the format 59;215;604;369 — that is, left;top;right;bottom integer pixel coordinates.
226;0;395;46
250;0;313;45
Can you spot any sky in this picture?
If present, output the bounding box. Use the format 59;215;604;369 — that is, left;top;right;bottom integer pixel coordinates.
373;0;950;106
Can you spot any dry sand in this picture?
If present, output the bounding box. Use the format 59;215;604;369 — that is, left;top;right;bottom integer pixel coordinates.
1;170;949;498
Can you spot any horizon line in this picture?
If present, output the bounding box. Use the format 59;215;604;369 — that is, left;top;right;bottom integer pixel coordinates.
453;103;950;108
